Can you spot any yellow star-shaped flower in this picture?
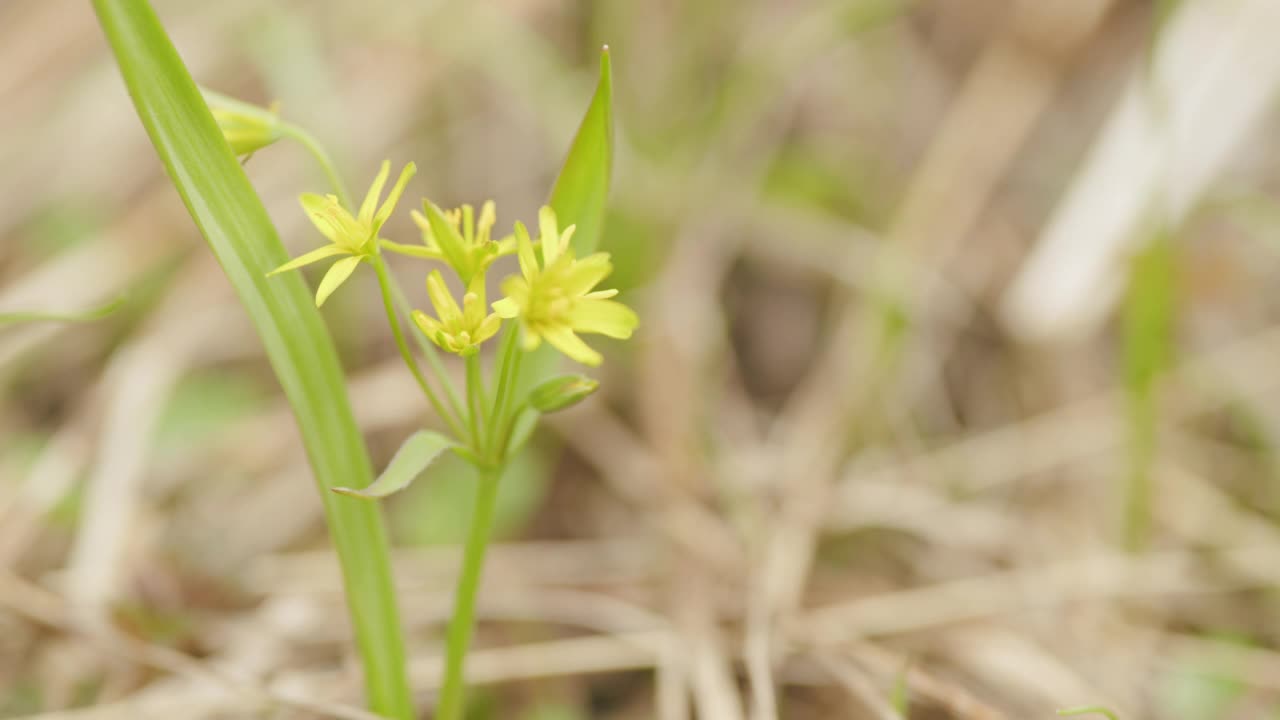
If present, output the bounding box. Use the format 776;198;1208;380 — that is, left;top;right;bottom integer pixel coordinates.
383;199;514;286
412;270;502;356
492;207;637;366
268;160;415;306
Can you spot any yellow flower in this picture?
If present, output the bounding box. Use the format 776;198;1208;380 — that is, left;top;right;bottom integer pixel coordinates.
268;160;416;306
412;270;502;356
382;200;514;285
492;207;637;366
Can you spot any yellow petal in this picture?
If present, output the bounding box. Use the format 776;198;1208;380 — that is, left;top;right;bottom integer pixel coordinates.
568;298;637;339
473;313;502;346
380;240;444;261
542;325;602;366
461;204;475;243
374;162;417;231
300;193;340;243
492;296;520;319
315;255;363;307
359;161;391;226
412;309;446;347
520;325;543;351
514;221;538;280
425;270;462;321
538;206;561;266
562;253;613;296
423;201;474;281
478;201;496;244
267;244;348;276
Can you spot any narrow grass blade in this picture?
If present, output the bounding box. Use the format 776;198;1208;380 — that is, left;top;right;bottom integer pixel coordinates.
335;430;452;499
0;295;125;327
549;46;613;256
90;2;412;716
1121;230;1175;552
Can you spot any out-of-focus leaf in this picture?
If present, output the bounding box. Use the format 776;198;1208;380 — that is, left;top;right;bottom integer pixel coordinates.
0;296;125;327
549;46;613;256
335;431;452;499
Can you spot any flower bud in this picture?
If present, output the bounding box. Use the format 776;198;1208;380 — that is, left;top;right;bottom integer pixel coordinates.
528;374;599;413
202;89;282;156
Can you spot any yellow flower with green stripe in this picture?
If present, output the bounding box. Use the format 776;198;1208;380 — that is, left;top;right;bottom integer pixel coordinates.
383;200;515;286
412;270;501;356
268;160;415;306
492;207;637;366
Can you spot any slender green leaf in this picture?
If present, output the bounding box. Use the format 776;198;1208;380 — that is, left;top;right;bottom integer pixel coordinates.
90;2;412;716
549;46;613;255
0;295;125;327
335;430;452;499
1058;707;1120;720
1121;230;1175;552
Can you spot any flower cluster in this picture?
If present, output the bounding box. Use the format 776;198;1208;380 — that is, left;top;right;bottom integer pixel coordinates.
270;161;637;366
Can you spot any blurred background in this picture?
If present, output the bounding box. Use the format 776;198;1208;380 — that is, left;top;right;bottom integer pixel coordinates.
5;0;1280;717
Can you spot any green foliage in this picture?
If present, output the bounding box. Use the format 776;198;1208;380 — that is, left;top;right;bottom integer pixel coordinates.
90;2;412;716
550;48;614;256
0;296;125;327
389;445;549;546
334;430;453;499
1121;230;1175;551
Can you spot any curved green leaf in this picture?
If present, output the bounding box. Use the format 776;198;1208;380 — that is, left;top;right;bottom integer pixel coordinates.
335;431;452;499
549;46;613;256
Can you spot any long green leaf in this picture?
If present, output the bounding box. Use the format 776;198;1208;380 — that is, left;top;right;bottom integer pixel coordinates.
521;46;617;394
549;46;613;255
90;3;412;717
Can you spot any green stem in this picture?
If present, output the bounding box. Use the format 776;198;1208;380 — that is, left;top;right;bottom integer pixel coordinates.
486;326;522;455
465;353;485;450
280;122;353;210
372;255;466;439
435;465;504;720
494;402;529;461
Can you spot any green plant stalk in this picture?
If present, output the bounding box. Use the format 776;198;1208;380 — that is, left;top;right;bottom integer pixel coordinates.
435;465;504;720
373;254;466;439
486;327;522;451
91;2;413;716
280;122;353;210
465;353;485;449
1121;233;1174;551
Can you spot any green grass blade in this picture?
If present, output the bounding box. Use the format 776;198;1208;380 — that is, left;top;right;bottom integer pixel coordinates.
90;2;412;716
0;295;125;327
1121;230;1175;552
549;46;613;255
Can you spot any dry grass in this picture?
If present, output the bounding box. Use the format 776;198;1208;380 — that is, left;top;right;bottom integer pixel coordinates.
5;0;1280;718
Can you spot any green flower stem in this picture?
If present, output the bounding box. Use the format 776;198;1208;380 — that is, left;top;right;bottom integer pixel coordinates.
280;123;353;210
485;326;523;456
436;464;504;720
465;353;485;449
494;401;530;460
372;254;466;440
